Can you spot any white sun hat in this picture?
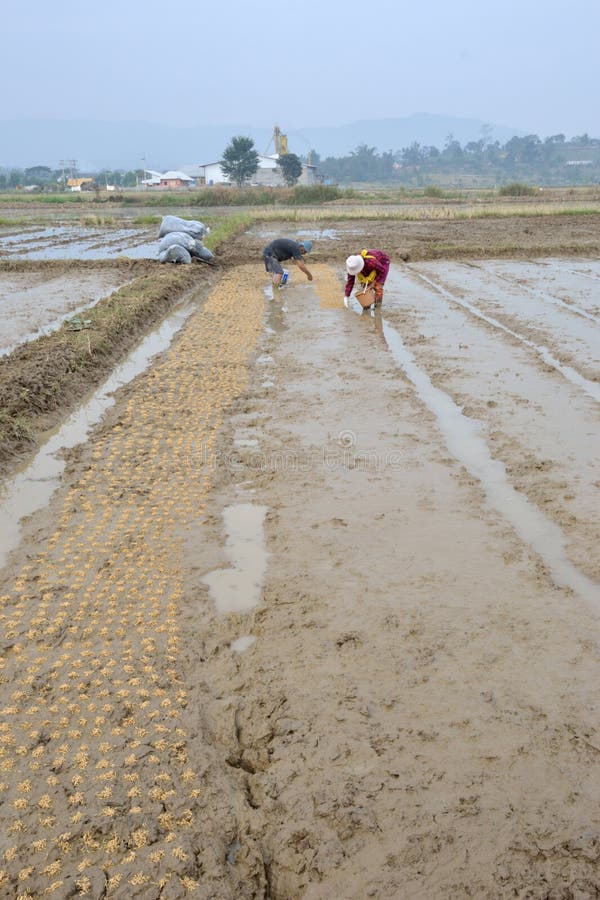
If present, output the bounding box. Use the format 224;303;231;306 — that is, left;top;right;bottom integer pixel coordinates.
346;254;365;275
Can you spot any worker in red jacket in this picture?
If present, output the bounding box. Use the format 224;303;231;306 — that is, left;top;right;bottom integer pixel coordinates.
344;249;390;308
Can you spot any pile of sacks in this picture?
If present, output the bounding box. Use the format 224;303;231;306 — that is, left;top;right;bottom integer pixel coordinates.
157;215;214;265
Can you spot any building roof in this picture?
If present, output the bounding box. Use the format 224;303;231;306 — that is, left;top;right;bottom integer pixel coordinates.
191;155;315;171
161;170;194;181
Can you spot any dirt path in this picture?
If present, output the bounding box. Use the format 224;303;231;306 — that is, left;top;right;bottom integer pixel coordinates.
0;259;599;898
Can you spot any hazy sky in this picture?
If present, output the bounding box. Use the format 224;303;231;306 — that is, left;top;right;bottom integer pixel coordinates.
3;0;599;139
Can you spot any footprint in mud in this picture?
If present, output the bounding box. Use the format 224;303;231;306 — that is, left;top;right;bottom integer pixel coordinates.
336;632;363;648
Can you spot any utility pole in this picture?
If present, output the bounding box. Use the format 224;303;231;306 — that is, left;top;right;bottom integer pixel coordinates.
59;159;77;189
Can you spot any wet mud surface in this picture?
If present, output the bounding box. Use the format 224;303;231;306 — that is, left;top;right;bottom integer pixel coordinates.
0;268;137;353
219;212;600;265
0;260;211;472
0;215;599;897
0;224;157;261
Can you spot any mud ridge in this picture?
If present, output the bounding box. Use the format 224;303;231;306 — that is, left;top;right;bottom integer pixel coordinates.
0;263;218;474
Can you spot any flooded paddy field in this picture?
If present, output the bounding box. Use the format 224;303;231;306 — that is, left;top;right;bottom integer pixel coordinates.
0;265;140;353
0;222;157;260
0;214;599;898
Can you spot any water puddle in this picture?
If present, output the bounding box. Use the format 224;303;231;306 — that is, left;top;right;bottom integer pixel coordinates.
0;302;196;570
231;635;256;653
202;503;268;614
226;839;242;865
414;270;600;403
362;311;599;610
234;427;259;448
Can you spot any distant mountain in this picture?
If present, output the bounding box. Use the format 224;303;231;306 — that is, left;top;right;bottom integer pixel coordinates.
0;115;524;171
288;114;523;159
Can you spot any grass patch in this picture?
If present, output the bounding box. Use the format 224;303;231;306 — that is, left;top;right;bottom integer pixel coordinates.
423;186;449;199
0;217;34;227
290;185;345;203
498;182;538;197
133;214;162;226
203;213;254;250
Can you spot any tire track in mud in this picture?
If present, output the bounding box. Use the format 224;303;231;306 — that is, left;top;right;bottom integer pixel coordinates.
466;260;600;325
0;267;267;898
408;267;600;402
539;258;600;288
385;263;600;583
410;260;600;380
378;315;599;608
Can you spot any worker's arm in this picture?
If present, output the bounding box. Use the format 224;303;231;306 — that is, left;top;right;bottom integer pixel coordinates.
294;258;313;281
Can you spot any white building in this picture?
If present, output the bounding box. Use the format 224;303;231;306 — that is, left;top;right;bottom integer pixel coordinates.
183;155;317;187
140;169;163;187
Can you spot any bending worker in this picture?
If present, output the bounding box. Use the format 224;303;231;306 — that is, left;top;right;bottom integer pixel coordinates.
344;249;390;308
262;238;313;287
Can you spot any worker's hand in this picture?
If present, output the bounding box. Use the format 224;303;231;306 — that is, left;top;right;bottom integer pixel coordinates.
306;272;313;281
343;296;349;308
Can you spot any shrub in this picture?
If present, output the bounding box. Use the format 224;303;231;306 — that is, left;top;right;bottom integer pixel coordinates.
291;184;343;204
424;186;446;198
498;182;537;197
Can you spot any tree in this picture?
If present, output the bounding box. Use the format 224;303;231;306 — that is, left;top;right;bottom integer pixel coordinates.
221;135;259;186
24;165;53;184
348;144;381;181
442;136;463;164
401;142;425;166
277;152;303;186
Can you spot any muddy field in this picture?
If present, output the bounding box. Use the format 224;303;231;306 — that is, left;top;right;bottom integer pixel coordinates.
0;267;139;354
0;224;157;261
0;213;599;898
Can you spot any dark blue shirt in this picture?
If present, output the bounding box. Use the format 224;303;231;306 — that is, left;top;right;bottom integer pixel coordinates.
263;239;304;262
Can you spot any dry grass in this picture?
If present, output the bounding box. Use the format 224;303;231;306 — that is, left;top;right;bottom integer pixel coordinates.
246;202;600;223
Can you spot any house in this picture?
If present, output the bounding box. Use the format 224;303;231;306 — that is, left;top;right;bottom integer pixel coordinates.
183;155;317;187
140;170;163;187
67;177;95;192
140;170;195;189
159;171;195;189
